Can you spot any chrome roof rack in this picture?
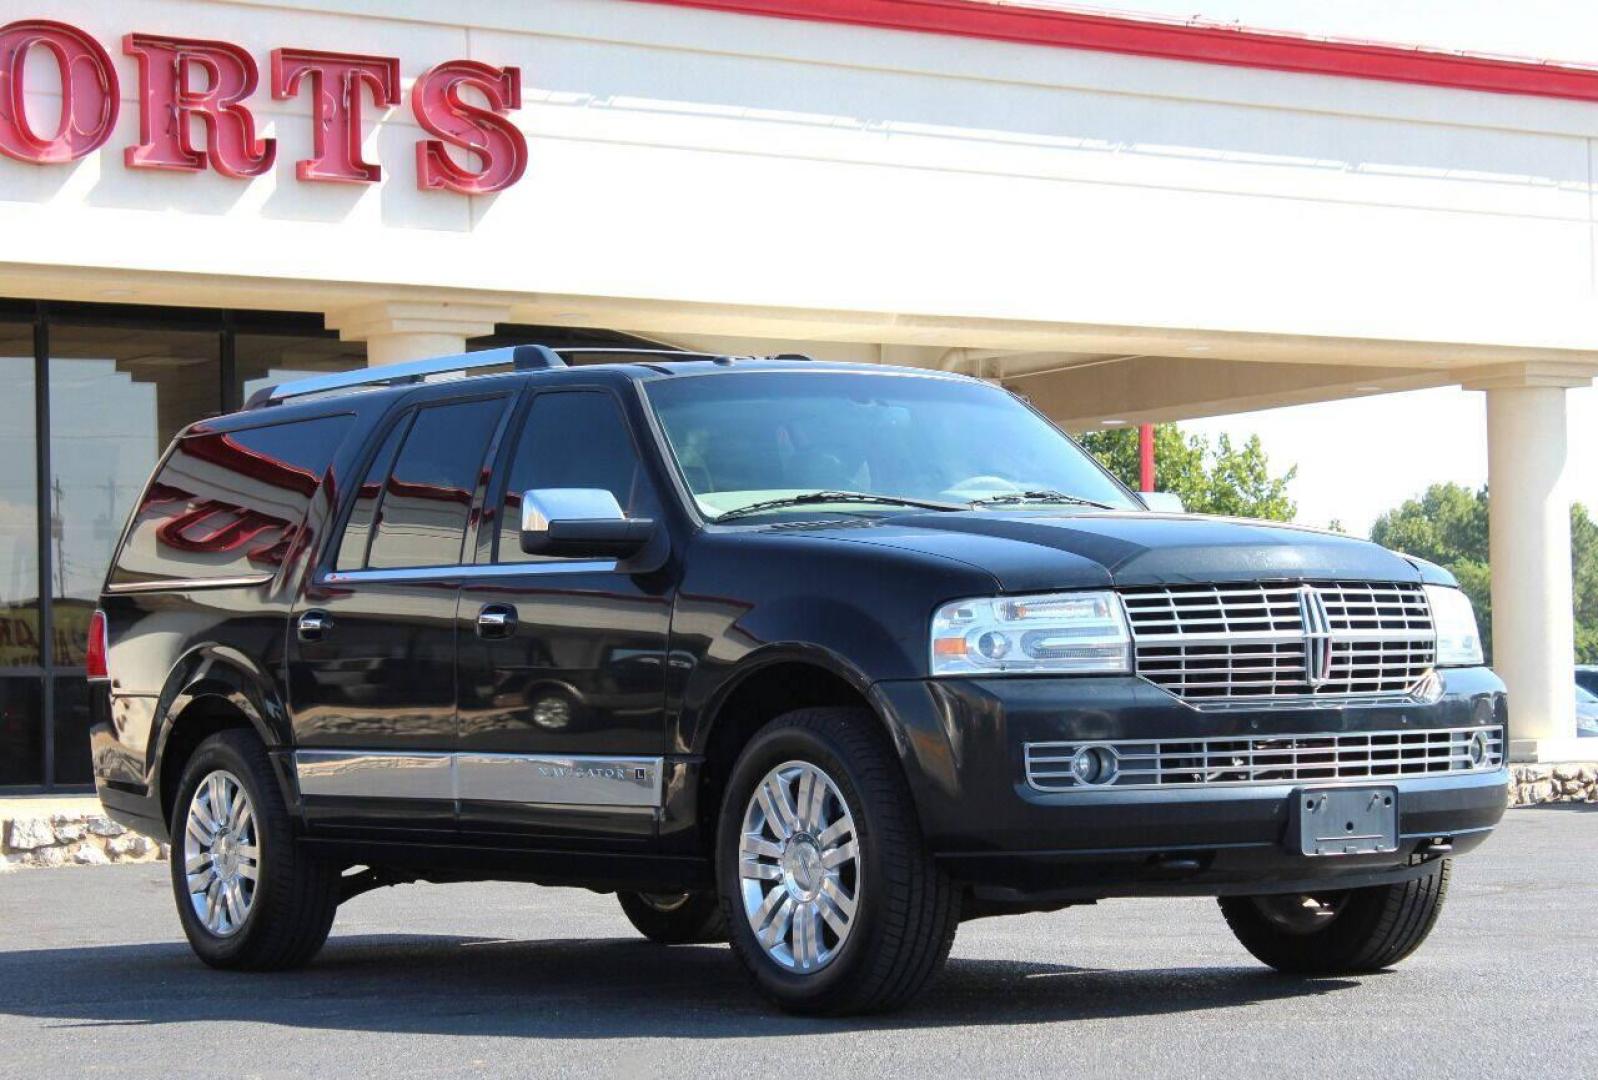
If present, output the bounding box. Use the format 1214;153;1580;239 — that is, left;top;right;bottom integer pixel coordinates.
552;348;817;370
243;344;819;410
244;344;565;409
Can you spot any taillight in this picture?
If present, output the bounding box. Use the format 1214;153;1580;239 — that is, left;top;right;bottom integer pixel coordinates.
86;609;109;681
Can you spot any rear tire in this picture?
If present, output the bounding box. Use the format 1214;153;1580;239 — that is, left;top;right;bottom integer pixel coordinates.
169;729;340;971
1219;860;1451;974
617;890;727;944
716;707;960;1015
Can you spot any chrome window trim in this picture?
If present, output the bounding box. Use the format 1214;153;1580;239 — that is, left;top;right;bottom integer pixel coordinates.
104;573;276;594
320;560;618;585
293;750;665;809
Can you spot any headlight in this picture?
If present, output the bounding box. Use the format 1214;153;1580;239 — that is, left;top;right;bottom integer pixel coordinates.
930;591;1132;676
1424;584;1484;667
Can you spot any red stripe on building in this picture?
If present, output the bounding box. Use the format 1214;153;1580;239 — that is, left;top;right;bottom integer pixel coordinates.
633;0;1598;103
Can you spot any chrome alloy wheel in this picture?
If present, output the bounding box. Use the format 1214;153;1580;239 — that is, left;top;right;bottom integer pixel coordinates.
183;770;259;937
738;760;861;973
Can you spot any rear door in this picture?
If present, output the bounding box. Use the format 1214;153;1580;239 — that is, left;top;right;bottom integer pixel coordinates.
288;390;512;832
454;387;673;844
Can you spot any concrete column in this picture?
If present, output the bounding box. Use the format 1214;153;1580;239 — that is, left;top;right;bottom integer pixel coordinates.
1463;362;1597;762
325;301;511;366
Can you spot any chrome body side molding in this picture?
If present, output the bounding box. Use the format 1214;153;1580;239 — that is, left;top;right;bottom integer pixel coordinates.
293;750;664;809
104;573;276;594
295;751;455;801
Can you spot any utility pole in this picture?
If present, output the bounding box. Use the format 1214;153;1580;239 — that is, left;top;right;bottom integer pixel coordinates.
51;476;65;599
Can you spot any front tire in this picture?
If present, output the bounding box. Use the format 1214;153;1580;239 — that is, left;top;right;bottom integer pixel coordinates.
716;707;960;1015
617;890;726;944
1219;860;1451;974
169;729;340;971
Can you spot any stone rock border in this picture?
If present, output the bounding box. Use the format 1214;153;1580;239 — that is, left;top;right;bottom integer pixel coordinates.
2;811;167;870
1508;763;1596;806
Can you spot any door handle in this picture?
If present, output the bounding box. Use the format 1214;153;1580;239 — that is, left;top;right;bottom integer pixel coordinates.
476;604;517;639
297;610;332;642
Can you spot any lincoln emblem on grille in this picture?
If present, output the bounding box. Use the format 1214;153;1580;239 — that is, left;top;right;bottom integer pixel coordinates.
1298;585;1335;689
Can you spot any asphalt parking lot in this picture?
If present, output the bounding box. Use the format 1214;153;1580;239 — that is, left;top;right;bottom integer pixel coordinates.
1;806;1592;1079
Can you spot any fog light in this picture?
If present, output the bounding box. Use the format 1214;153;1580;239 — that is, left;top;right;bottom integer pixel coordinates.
1070;745;1118;786
1467;729;1490;768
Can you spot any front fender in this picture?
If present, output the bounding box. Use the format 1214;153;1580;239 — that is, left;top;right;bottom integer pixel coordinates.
672;589;922;755
681;640;879;757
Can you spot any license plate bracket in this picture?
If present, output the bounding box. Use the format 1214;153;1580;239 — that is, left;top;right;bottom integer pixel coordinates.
1296;786;1398;857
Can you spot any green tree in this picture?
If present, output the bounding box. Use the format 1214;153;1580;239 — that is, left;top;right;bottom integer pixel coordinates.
1368;482;1598;665
1573;504;1598;663
1079;424;1297;521
1370;483;1493;659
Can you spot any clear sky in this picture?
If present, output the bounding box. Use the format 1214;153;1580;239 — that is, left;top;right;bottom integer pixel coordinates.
1041;1;1598;534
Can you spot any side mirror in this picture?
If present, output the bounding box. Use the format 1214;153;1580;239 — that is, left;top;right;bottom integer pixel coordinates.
1139;491;1185;514
520;488;655;558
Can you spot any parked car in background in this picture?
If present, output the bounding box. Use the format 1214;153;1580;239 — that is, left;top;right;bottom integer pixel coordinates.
90;348;1508;1015
1575;665;1598;696
1576;684;1598;737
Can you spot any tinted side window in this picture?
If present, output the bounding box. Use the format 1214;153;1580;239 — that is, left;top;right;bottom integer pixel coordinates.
111;415;353;586
334;418;409;571
365;398;504;570
496;391;658;563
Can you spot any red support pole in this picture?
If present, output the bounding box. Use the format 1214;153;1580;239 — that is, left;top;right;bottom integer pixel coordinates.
1138;423;1155;492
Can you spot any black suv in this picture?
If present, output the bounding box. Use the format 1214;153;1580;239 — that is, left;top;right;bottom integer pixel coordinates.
90;347;1508;1015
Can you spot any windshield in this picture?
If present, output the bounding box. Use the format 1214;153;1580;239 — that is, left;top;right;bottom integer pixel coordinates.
643;371;1140;520
1577;685;1598;705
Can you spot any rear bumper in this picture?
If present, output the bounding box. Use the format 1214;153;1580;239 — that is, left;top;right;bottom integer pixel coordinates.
89;680;171;842
95;778;169;843
871;668;1509;902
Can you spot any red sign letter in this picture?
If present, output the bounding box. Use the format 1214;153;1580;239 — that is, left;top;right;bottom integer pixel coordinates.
0;20;119;164
413;61;526;194
271;48;400;183
122;33;274;178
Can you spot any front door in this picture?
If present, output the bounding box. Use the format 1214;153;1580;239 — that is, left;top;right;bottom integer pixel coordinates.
455;387;673;844
288;392;511;832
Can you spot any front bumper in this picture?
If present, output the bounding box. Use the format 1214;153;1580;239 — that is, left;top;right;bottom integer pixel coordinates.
871;667;1508;902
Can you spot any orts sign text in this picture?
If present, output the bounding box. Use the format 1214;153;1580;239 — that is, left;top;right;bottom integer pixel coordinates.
0;19;527;193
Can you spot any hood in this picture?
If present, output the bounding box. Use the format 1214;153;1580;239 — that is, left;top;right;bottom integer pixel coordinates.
800;510;1427;593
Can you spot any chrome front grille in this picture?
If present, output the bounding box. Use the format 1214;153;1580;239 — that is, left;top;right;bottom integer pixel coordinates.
1120;581;1436;705
1024;726;1504;790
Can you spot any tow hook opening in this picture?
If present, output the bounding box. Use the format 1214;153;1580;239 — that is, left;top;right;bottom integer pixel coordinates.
1147;853;1208;875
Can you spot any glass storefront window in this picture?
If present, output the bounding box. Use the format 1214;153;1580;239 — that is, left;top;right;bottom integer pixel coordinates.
48;326;221;664
0;678;44;787
0;321;38;671
50;675;93;787
0;317;41;787
236;333;365;409
0;302;621;790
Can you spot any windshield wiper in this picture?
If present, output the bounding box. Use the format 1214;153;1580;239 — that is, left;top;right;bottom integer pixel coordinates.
714;490;965;522
968;489;1116;510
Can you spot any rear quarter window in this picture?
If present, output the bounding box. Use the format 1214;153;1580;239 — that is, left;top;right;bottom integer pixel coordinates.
109;415;354;588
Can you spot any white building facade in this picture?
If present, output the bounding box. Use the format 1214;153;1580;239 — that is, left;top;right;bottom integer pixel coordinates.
2;0;1594;788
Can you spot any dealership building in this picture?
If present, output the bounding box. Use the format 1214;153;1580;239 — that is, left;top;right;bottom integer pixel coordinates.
2;0;1595;790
